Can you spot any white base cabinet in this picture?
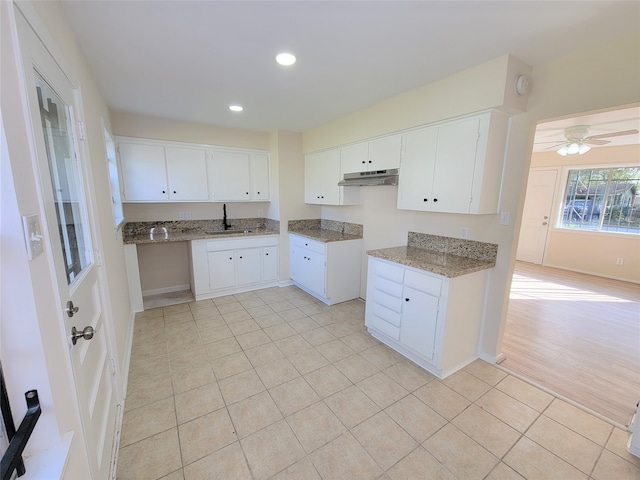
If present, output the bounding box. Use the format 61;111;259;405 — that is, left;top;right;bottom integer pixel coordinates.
365;256;489;378
191;236;279;300
289;233;362;305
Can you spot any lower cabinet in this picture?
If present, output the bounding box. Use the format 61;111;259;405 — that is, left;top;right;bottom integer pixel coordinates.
289;233;362;305
365;256;489;378
191;236;279;300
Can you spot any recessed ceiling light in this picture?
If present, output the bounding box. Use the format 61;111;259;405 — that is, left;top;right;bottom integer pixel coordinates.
229;105;243;112
276;53;296;66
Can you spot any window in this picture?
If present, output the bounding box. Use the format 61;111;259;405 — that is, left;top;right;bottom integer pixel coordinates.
103;126;124;229
559;166;640;234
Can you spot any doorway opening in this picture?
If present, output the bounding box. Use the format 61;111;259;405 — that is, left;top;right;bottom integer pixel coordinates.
501;105;640;427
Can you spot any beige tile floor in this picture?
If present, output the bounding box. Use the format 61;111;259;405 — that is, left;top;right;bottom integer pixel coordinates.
117;286;640;480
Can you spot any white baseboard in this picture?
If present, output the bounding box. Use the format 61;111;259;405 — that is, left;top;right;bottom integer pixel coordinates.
477;351;505;365
142;284;190;297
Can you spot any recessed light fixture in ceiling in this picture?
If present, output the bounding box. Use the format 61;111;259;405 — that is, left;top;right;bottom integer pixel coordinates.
276;52;296;66
229;105;243;112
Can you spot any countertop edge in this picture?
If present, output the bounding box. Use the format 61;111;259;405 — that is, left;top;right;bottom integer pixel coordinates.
289;229;363;243
123;230;280;245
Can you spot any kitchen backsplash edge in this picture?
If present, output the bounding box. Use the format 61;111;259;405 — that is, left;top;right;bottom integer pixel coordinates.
288;219;364;237
123;218;280;236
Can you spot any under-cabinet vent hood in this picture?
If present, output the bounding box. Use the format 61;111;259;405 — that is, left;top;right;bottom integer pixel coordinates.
338;169;399;186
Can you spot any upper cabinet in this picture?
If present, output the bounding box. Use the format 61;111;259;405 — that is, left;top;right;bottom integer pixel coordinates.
340;134;402;175
117;137;270;203
119;141;208;202
397;110;509;215
207;150;270;202
305;149;359;205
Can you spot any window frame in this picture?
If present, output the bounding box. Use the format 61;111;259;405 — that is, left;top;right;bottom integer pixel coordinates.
556;163;640;236
102;123;125;230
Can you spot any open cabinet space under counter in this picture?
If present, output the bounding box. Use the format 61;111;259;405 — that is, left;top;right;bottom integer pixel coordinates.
365;232;498;379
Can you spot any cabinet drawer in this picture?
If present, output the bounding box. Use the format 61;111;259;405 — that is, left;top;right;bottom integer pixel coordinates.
374;260;405;283
372;302;401;327
370;312;400;340
374;276;403;297
404;270;442;296
373;290;403;314
290;234;326;254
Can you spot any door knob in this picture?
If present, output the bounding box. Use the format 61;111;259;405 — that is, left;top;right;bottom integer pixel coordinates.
71;326;95;345
65;300;79;318
542;222;548;225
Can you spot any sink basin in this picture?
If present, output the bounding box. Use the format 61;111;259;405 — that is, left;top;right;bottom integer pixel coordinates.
207;229;253;235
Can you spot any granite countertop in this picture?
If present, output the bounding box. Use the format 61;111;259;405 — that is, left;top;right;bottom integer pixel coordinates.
122;218;281;245
123;227;279;245
289;228;363;243
366;245;495;278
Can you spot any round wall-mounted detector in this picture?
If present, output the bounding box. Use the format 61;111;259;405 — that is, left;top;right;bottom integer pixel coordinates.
514;74;531;96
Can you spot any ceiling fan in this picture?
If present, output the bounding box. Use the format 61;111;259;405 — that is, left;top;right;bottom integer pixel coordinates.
541;125;639;156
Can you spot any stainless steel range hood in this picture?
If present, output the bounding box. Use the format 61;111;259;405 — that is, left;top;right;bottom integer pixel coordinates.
338;168;399;186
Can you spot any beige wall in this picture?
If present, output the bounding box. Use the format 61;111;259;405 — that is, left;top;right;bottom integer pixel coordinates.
529;145;640;282
302;35;640;361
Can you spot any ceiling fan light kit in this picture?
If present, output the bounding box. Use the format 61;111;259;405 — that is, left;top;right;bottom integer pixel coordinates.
551;125;638;156
557;142;591;156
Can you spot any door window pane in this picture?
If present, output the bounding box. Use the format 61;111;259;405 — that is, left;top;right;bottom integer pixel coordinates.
35;71;90;283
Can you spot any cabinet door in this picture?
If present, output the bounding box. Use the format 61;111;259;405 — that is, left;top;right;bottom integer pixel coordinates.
397;127;437;211
236;248;262;285
431;117;480;213
400;286;439;360
209;151;251;201
252;154;270;200
207;250;236;290
304;152;324;203
303;250;326;296
165;146;208;201
119;142;168;201
369;134;401;171
262;246;278;281
340;142;369;175
319;149;341;205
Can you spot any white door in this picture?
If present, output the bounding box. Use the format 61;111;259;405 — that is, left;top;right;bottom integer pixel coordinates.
517;169;558;264
18;13;117;479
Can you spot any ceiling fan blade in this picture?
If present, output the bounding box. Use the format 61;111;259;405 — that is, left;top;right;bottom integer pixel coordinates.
584;139;610;145
586;129;639;140
542;143;565;151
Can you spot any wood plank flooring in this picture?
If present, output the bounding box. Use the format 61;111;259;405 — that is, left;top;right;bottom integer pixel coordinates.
500;261;640;426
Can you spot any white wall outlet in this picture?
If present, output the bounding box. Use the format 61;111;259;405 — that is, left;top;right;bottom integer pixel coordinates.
616;258;624;265
185;211;192;220
460;226;469;239
257;209;264;217
22;214;44;260
178;212;185;220
499;211;510;226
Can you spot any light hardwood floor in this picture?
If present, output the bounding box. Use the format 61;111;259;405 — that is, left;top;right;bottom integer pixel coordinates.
501;261;640;426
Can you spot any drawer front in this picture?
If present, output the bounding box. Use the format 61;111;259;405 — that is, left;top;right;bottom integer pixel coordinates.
373;290;403;314
404;269;442;296
374;259;405;283
369;311;400;340
374;276;403;298
372;302;401;327
290;234;326;254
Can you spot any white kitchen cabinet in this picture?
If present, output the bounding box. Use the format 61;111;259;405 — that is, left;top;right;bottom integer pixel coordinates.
191;235;279;300
289;233;362;305
208;150;270;202
118;141;208;202
340;135;402;175
397;110;509;214
165;146;209;201
305;149;359;205
365;256;489;378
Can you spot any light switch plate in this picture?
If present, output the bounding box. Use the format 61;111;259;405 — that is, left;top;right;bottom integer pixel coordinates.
22;214;44;260
499;211;510;226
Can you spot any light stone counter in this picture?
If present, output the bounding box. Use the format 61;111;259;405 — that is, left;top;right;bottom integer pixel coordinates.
367;232;497;278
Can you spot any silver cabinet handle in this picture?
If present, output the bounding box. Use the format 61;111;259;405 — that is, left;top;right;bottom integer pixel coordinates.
71;326;95;345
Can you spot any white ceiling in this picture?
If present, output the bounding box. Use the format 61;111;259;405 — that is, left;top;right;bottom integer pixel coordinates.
61;1;640;133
